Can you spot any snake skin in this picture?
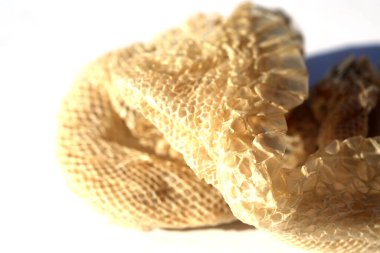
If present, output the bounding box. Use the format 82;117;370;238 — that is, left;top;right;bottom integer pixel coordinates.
58;2;380;252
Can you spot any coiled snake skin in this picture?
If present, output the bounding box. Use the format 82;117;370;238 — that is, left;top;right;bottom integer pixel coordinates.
57;2;380;252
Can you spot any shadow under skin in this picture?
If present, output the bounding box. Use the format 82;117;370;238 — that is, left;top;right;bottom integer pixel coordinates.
163;220;254;232
212;220;254;231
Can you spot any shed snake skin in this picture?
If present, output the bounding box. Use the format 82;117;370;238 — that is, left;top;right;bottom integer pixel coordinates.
57;3;380;252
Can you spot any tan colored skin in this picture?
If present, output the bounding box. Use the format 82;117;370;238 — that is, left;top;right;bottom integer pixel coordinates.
58;2;380;252
58;46;235;230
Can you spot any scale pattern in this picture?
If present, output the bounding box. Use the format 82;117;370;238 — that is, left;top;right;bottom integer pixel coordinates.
58;47;235;230
58;2;380;252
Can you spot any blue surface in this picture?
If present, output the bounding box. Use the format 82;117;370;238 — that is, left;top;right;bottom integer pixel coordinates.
306;44;380;86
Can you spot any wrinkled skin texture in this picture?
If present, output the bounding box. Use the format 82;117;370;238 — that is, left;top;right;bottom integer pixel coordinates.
283;57;380;252
59;2;304;230
58;2;380;252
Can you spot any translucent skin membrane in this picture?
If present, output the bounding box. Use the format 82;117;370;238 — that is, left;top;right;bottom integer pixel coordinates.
276;57;380;252
58;2;380;252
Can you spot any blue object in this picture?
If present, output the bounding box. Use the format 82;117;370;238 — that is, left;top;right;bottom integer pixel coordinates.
306;44;380;86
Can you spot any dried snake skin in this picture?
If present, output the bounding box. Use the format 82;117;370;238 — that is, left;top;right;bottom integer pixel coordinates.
58;2;302;230
58;2;380;252
58;47;235;230
280;57;380;252
57;37;235;230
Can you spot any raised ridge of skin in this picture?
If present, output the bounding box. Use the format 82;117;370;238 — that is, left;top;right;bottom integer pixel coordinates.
58;2;380;252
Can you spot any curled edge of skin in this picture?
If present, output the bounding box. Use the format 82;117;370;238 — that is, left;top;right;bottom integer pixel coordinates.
106;2;380;250
107;0;310;235
217;55;380;251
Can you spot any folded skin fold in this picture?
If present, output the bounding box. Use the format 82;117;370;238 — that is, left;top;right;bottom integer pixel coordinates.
58;2;380;252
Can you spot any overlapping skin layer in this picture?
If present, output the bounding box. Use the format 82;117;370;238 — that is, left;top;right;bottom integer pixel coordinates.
58;2;380;252
58;40;235;230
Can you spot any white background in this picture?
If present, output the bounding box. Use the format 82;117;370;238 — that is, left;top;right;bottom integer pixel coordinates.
1;1;380;252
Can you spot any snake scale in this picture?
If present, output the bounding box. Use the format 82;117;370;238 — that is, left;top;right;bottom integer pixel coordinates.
57;2;380;252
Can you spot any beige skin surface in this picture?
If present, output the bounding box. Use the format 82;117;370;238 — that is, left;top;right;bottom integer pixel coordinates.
58;2;380;252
